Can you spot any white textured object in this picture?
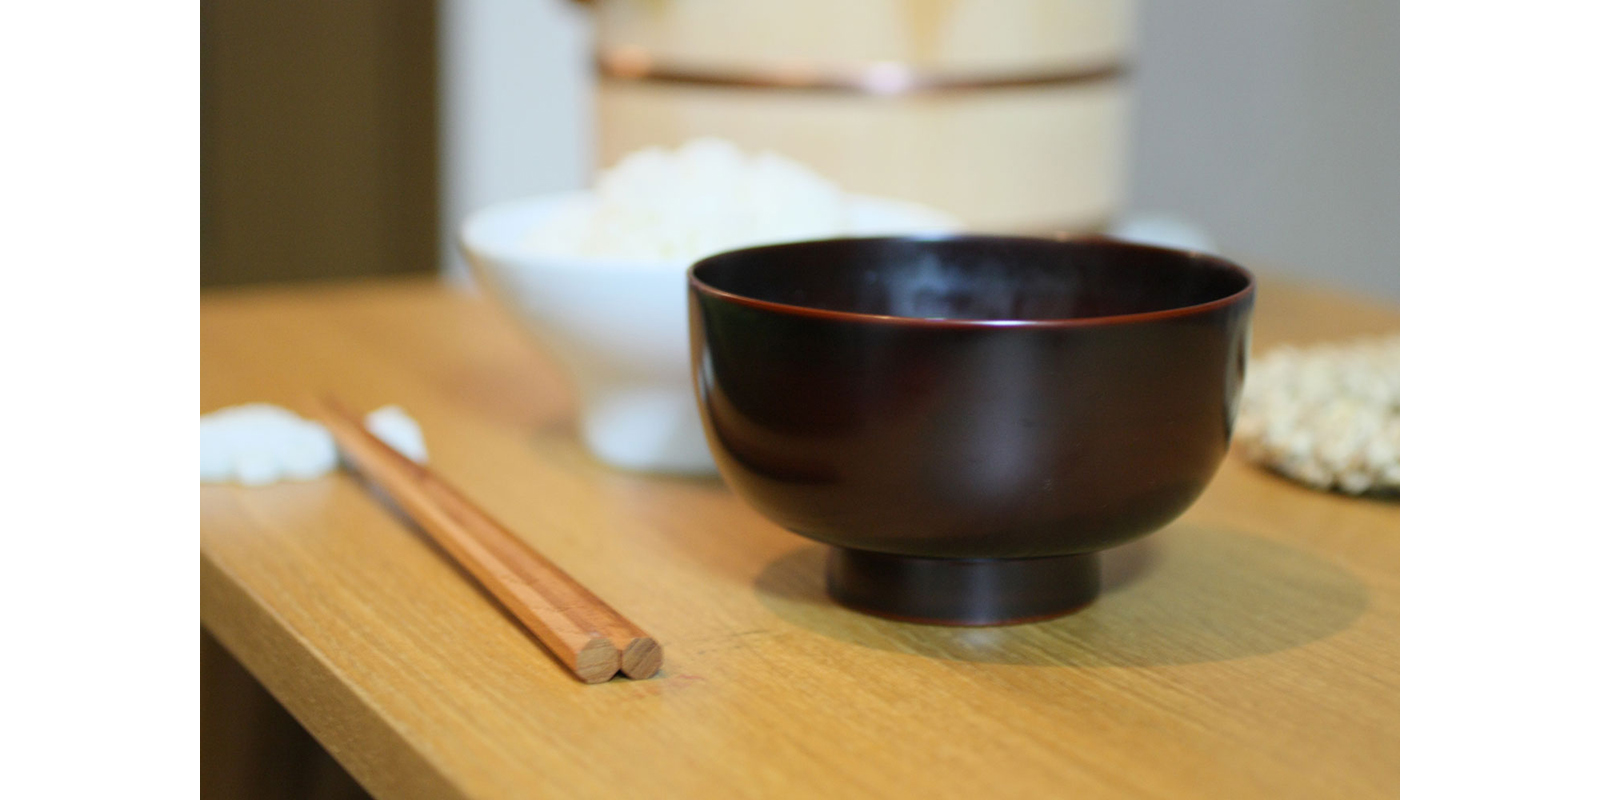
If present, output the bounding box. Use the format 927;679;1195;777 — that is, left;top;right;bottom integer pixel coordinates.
1234;337;1399;495
462;144;961;475
200;404;428;485
521;138;961;263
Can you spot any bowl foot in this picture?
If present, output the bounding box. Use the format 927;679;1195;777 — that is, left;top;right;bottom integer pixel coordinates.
576;386;717;474
825;548;1101;626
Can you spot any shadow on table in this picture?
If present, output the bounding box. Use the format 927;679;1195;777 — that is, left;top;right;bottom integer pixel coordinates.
752;525;1369;668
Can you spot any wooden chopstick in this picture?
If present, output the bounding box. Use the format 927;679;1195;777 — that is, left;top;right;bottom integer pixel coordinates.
313;398;661;683
426;485;662;680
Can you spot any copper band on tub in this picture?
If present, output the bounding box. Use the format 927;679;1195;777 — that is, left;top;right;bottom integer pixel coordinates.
596;49;1129;95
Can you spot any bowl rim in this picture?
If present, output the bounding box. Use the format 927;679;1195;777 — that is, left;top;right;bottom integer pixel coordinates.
688;234;1256;328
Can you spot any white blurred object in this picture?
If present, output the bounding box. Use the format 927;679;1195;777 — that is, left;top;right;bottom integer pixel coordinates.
1108;213;1218;253
199;405;337;486
200;404;428;485
463;182;960;475
522;138;961;264
363;405;429;463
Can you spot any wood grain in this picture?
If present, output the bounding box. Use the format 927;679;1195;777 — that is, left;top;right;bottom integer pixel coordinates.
313;399;625;684
594;0;1131;231
323;397;662;681
202;629;373;800
201;275;1399;799
598;79;1126;232
593;0;1132;74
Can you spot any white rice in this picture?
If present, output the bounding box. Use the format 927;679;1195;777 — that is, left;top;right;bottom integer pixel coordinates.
522;138;961;262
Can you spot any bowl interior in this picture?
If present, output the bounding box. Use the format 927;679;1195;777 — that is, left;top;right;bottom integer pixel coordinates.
692;236;1252;323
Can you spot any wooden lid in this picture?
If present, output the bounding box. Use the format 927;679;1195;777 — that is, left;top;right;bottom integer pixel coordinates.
591;0;1132;74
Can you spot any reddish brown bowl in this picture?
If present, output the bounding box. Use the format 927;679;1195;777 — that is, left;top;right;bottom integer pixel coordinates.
689;236;1255;625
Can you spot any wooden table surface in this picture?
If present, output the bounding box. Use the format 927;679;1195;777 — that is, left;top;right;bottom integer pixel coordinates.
201;276;1399;800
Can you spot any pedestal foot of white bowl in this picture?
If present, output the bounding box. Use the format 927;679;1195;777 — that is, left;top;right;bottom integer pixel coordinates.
578;386;716;474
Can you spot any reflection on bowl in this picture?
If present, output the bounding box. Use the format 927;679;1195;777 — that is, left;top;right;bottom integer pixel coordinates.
690;236;1255;624
460;192;955;474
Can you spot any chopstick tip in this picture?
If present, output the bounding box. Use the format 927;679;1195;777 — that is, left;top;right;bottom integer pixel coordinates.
620;637;663;680
575;637;623;684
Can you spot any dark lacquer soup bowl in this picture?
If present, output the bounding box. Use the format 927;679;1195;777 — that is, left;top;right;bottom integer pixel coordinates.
689;236;1255;625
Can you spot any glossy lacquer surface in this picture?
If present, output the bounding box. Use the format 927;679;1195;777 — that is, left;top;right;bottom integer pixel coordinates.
690;236;1254;624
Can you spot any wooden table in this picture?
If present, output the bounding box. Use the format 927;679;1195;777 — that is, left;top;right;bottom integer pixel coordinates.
201;276;1399;800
